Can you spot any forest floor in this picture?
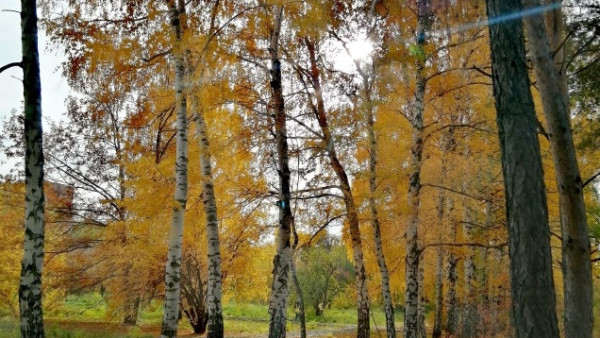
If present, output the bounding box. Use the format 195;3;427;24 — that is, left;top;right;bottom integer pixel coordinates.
0;293;403;337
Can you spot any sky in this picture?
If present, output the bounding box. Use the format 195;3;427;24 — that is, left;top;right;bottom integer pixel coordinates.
0;0;70;174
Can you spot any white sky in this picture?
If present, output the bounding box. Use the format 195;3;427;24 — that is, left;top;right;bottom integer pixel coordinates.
0;0;69;174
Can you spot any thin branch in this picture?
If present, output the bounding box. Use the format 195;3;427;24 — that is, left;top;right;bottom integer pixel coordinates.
422;182;489;202
583;170;600;188
0;62;22;74
421;241;507;252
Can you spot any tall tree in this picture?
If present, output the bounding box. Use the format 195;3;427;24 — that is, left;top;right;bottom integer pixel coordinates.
404;1;430;336
521;1;593;336
304;36;371;338
485;0;559;336
161;1;189;336
18;0;46;336
266;6;293;338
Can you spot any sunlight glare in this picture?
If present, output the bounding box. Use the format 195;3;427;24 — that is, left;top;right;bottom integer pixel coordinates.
347;39;373;61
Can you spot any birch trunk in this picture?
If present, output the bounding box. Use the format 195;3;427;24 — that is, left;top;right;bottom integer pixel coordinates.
445;197;458;335
416;262;426;338
194;101;224;337
432;185;446;338
161;2;189;336
485;0;560;336
404;2;429;336
305;38;370;338
365;72;395;338
267;7;293;338
522;1;593;336
19;0;46;336
291;255;306;338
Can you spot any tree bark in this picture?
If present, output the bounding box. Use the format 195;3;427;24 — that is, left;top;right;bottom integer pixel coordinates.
445;197;458;335
267;6;293;338
305;38;370;338
432;154;448;338
404;2;430;337
19;0;46;336
194;100;224;337
161;1;189;336
364;68;396;338
485;0;560;336
522;1;593;337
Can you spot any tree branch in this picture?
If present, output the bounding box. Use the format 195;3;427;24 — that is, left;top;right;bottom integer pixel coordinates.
583;170;600;188
0;61;22;74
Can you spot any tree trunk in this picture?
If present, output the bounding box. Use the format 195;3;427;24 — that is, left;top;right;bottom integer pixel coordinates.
19;0;46;336
364;69;396;338
432;187;446;338
305;38;370;338
522;1;593;337
194;91;224;338
291;255;306;338
161;2;189;336
267;7;293;338
485;0;560;336
445;197;458;335
417;262;426;338
404;2;429;337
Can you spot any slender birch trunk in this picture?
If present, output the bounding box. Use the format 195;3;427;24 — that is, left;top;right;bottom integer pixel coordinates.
432;158;448;338
404;2;430;336
485;0;559;336
161;1;189;336
445;197;458;334
291;255;306;338
18;1;45;336
522;1;593;336
305;38;370;338
267;7;293;338
194;101;224;337
416;262;426;338
364;72;396;338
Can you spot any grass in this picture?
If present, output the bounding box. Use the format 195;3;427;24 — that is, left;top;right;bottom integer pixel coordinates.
0;294;403;337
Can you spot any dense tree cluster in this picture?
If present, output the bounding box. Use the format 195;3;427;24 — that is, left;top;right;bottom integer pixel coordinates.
2;0;600;337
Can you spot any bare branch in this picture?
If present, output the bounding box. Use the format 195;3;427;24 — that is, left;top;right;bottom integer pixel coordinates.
0;62;22;74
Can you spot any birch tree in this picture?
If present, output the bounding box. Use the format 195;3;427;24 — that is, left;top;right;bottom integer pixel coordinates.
17;0;46;336
266;6;293;338
521;1;593;336
161;1;189;336
404;1;430;336
485;0;559;336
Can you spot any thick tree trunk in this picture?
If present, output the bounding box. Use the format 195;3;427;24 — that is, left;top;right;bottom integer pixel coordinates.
161;2;189;337
485;0;560;336
364;72;396;338
19;1;46;336
267;7;293;338
404;2;429;337
305;38;370;338
522;1;593;337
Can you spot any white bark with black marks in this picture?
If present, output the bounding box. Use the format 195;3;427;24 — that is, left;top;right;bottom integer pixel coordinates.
161;1;189;336
19;0;46;336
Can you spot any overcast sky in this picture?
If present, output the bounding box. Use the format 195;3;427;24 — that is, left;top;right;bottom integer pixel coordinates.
0;1;69;174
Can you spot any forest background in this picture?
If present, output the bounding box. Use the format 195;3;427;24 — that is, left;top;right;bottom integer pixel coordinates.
1;0;600;337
